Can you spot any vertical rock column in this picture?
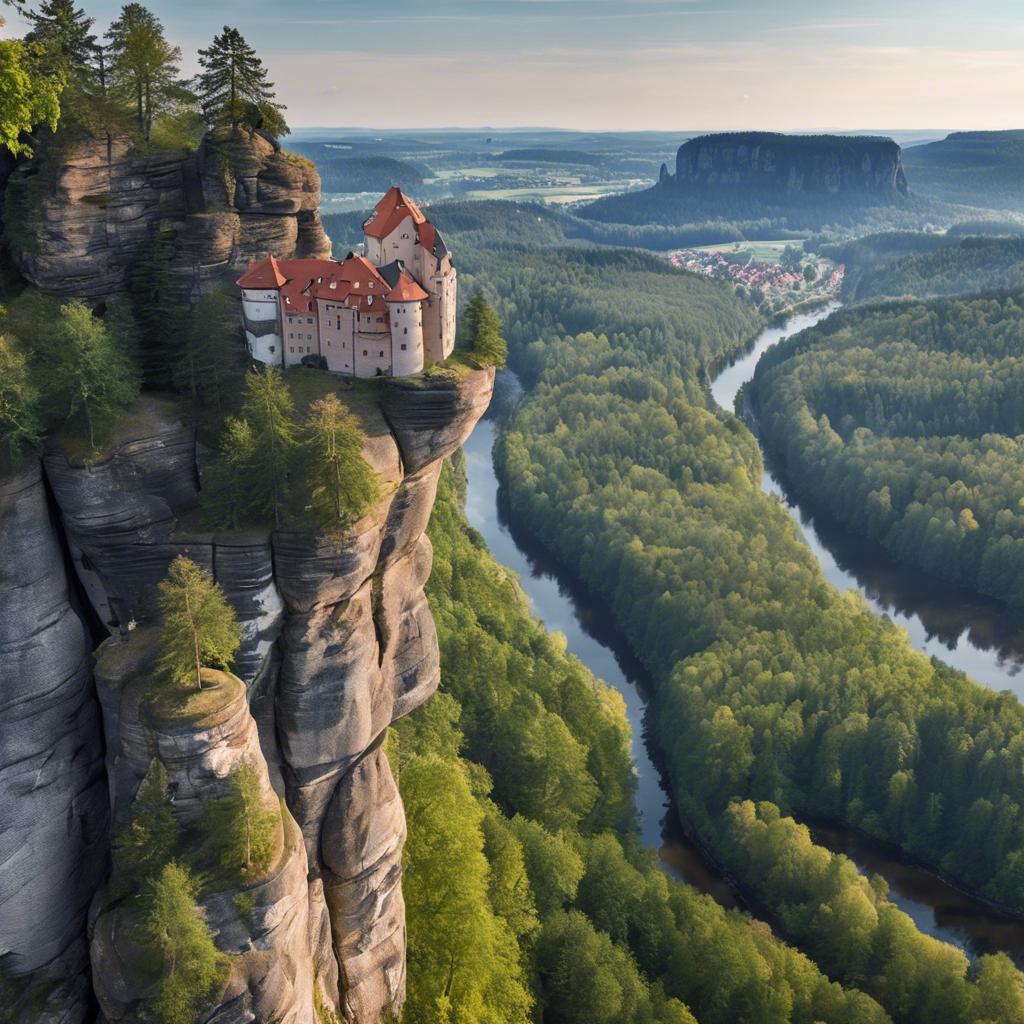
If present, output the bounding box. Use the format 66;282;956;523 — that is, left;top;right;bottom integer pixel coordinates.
0;460;108;1024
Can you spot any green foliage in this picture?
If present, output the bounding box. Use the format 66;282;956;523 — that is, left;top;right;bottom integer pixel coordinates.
461;291;507;368
143;861;225;1024
106;3;187;142
401;459;893;1024
196;26;286;136
200;760;279;877
401;753;534;1024
0;331;42;468
750;295;1024;608
0;35;63;157
157;555;240;690
24;0;95;80
168;291;243;414
303;393;379;531
720;800;1024;1024
112;760;181;894
50;299;140;450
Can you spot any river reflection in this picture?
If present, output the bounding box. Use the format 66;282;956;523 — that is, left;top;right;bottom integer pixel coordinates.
710;302;1024;693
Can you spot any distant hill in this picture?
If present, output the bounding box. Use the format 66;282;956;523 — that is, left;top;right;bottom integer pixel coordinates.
289;146;427;194
581;132;915;230
901;130;1024;211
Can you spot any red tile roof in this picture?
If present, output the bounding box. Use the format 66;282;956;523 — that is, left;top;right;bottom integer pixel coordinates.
236;254;286;289
385;269;429;303
363;186;427;240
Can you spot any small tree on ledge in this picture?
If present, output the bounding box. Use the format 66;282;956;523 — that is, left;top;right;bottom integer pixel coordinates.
157;555;240;690
462;291;507;368
196;25;287;137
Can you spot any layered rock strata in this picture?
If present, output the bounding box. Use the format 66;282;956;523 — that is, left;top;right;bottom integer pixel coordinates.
2;128;331;303
0;367;492;1023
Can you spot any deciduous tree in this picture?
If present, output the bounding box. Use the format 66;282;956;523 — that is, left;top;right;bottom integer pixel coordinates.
157;555;240;690
0;32;63;156
0;332;42;467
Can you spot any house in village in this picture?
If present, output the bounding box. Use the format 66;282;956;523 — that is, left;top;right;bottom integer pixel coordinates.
237;187;457;377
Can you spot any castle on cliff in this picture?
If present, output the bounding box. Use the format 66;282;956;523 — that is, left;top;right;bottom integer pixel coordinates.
237;187;457;377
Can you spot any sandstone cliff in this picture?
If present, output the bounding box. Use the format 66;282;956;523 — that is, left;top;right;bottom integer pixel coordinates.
670;132;908;197
2;128;332;304
0;369;494;1024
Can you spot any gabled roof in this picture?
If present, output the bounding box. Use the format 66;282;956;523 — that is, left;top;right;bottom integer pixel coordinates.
363;186;427;240
237;254;287;289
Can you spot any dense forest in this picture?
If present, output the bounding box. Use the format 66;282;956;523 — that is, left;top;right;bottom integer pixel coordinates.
352;214;1024;1017
749;296;1024;608
406;459;903;1024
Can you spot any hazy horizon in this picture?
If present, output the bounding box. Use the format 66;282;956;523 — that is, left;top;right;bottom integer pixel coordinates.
5;0;1024;132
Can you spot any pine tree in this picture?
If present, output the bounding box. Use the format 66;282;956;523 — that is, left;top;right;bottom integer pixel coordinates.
25;0;96;79
171;292;243;414
238;366;298;528
202;760;279;875
112;759;180;891
304;393;378;531
106;3;184;141
157;555;240;690
463;291;507;368
143;862;225;1024
196;26;287;136
127;226;185;386
203;416;257;529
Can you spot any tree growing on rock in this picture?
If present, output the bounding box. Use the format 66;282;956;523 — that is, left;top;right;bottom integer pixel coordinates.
157;555;240;690
304;393;378;531
195;26;287;136
106;3;186;142
237;366;298;528
202;759;279;876
462;291;507;368
143;861;225;1024
25;0;96;80
51;299;140;450
112;759;180;892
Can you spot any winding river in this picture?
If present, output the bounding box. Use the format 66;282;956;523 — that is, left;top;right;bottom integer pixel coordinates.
462;303;1024;966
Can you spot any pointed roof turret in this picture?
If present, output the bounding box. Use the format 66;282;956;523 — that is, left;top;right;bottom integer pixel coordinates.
236;254;287;289
363;186;428;240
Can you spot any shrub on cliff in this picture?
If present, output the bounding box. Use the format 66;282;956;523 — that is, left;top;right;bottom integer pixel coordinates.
157;556;240;690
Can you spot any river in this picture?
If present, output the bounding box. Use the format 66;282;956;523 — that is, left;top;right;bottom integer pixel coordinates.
462;304;1024;965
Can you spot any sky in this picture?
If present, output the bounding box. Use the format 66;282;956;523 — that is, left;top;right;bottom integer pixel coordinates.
4;0;1024;132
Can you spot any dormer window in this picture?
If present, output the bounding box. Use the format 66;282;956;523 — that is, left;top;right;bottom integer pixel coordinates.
329;280;337;289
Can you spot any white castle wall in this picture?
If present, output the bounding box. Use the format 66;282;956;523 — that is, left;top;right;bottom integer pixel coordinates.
387;301;425;377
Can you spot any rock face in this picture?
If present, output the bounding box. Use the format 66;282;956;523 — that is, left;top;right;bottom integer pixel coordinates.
0;461;108;1024
2;128;332;303
670;132;909;197
1;368;492;1023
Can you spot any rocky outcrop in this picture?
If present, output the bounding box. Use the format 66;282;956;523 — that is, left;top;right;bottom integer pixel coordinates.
17;368;493;1023
670;132;909;197
0;461;108;1024
90;641;316;1024
2;128;332;303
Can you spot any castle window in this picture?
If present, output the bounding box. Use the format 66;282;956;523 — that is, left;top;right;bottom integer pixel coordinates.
379;350;384;357
269;346;275;353
404;328;408;335
401;343;407;351
289;346;294;353
307;317;313;324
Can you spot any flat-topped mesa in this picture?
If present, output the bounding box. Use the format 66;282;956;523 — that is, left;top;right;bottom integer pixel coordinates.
237;187;457;377
34;367;493;1024
670;132;909;197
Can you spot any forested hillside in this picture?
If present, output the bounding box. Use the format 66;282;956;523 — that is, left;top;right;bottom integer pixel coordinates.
749;296;1024;608
416;231;1024;1021
410;460;898;1024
